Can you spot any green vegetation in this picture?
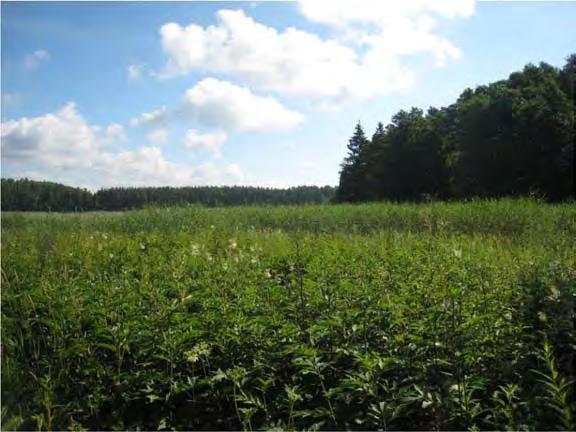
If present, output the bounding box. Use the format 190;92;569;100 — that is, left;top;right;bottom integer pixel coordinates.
0;178;335;211
338;55;574;203
2;199;575;430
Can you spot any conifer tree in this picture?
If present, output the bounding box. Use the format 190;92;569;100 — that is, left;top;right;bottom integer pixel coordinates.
336;122;370;202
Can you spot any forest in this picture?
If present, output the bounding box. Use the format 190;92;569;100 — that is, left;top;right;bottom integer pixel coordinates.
337;56;574;203
0;179;336;211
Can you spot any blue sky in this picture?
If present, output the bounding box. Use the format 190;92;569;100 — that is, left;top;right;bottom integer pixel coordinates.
1;0;575;189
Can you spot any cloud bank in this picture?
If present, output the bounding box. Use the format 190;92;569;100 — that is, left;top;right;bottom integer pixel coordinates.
159;2;475;100
1;103;245;189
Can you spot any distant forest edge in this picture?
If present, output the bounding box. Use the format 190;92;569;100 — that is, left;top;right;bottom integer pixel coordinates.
2;56;574;211
0;179;336;211
336;55;574;202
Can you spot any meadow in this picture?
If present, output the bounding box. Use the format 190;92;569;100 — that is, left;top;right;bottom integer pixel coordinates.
1;199;575;430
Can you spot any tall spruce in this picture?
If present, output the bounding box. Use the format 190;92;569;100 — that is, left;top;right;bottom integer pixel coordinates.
336;122;371;202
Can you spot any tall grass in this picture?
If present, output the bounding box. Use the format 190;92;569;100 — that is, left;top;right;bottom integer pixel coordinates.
2;199;574;430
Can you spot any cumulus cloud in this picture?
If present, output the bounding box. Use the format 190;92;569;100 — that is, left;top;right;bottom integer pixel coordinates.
159;10;410;99
183;129;227;158
297;0;474;27
298;0;474;67
158;5;474;100
183;78;304;131
1;102;101;165
131;78;304;133
24;49;50;70
1;103;245;189
147;128;169;145
91;148;244;188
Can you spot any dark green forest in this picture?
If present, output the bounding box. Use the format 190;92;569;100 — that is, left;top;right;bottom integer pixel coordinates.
337;56;575;202
0;178;335;211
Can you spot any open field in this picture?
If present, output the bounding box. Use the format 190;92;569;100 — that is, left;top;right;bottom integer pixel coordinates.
2;199;575;430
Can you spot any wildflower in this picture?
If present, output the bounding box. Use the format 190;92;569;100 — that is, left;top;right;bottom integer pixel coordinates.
229;239;237;249
185;342;211;364
191;244;200;256
453;248;462;258
548;285;561;301
140;243;146;250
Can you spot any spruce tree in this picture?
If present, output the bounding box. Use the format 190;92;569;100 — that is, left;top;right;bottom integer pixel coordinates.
337;122;370;202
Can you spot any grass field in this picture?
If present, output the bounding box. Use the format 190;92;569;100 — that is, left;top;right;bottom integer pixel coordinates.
2;199;575;430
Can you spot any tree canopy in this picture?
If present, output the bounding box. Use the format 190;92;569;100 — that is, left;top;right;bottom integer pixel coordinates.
337;56;575;202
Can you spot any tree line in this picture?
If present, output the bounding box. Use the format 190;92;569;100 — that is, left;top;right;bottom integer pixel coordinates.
337;55;575;202
0;178;335;211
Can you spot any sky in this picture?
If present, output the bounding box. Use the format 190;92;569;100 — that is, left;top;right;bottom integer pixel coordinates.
1;0;575;190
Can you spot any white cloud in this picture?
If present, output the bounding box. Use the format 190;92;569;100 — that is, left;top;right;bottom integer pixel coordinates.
131;106;169;128
158;5;474;100
1;103;245;189
105;124;126;143
183;78;304;131
131;78;304;133
147;128;169;145
159;10;412;100
297;0;474;27
91;147;244;188
127;64;143;80
24;49;50;70
1;102;102;165
183;129;227;158
298;0;474;67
